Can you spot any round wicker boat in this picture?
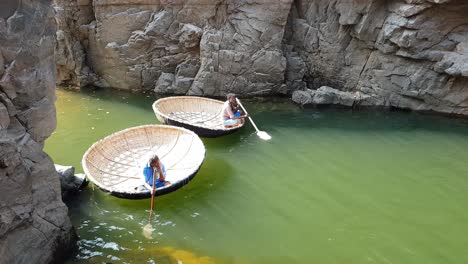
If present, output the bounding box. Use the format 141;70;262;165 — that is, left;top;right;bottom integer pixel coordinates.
82;125;206;199
152;96;245;137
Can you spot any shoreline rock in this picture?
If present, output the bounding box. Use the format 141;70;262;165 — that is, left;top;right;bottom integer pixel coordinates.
0;1;76;263
55;164;88;199
292;86;379;108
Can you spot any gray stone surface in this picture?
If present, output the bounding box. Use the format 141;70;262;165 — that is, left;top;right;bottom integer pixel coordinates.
55;164;87;198
55;164;75;179
0;1;75;263
54;0;468;115
292;86;376;107
55;0;294;95
0;0;18;19
287;0;468;114
154;72;175;94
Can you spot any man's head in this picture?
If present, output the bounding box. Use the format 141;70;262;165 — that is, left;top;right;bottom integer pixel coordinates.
149;154;160;167
227;93;236;104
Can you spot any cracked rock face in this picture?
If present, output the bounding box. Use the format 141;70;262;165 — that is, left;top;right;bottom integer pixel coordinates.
54;0;294;95
0;1;75;263
288;0;468;115
55;0;468;115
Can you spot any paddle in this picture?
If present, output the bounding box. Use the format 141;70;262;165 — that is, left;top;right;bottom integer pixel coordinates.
143;167;157;239
150;167;157;215
236;98;272;140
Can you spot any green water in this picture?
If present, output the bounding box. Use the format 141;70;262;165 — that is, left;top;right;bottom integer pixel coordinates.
45;88;468;264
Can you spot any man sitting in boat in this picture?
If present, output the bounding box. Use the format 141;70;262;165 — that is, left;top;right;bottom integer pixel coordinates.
223;93;248;128
143;154;171;194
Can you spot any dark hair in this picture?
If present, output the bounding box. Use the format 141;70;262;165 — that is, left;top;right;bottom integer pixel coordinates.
226;93;236;100
149;154;159;164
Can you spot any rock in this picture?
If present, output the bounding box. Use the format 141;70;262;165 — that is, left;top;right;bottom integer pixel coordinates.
55;164;75;178
174;77;195;94
0;51;4;76
287;0;468;115
154;73;175;94
74;173;88;189
177;24;203;48
55;164;75;188
54;0;293;95
170;58;201;94
0;103;9;132
175;58;200;79
292;86;376;108
0;0;18;19
55;164;87;198
292;89;314;105
313;87;339;105
54;0;468;115
284;50;307;94
0;1;75;263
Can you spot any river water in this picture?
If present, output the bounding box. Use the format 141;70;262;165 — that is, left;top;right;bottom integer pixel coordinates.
45;88;468;264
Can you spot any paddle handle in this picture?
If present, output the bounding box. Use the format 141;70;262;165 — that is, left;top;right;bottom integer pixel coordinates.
150;168;157;215
236;98;260;133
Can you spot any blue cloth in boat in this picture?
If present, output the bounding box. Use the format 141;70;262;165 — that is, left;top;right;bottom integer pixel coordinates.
143;163;167;188
224;119;239;126
224;110;241;126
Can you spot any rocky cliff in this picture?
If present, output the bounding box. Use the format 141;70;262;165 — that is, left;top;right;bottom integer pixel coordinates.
55;0;468;115
289;0;468;115
54;0;294;96
0;1;75;263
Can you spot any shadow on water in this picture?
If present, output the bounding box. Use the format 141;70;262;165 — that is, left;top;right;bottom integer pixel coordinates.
65;158;235;262
66;156;233;218
71;87;157;113
61;87;468;136
71;87;299;117
264;107;468;135
202;128;252;151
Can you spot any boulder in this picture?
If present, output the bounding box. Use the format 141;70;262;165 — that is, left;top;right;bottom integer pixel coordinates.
292;86;376;108
55;164;87;199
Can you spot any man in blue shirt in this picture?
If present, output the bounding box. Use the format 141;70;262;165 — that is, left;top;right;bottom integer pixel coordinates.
143;154;170;195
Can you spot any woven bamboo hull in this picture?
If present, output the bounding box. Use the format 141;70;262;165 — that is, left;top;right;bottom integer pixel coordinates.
153;96;245;138
101;164;203;199
82;125;206;199
156;113;241;138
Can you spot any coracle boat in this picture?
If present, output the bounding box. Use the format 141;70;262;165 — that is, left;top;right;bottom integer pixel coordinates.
82;125;205;199
152;96;245;137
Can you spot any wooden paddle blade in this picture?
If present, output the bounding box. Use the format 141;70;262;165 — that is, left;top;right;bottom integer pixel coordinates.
257;131;271;140
142;223;154;239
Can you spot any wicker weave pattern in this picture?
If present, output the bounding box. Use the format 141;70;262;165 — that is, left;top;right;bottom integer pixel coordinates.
153;96;244;137
82;125;205;199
